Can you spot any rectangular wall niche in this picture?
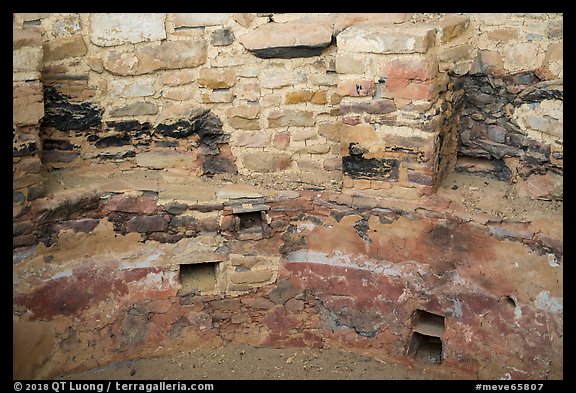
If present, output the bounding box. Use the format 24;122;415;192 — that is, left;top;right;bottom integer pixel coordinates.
178;262;218;295
231;203;270;241
407;309;446;365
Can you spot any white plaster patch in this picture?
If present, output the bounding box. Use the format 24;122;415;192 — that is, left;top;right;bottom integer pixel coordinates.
547;253;560;267
51;269;73;280
90;13;166;46
119;251;161;270
285;250;402;277
406;37;416;50
451;298;463;318
535;291;563;313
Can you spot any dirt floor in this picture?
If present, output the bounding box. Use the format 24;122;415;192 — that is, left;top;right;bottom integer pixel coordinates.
58;343;468;380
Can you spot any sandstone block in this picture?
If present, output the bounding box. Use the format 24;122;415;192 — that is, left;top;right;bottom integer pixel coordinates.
159;70;196;87
90;13;166;46
211;29;235;46
438;44;474;64
198;68;236;89
293;144;331;154
260;69;306;89
172;13;232;28
486;28;519;43
309;73;338;86
291;128;317;142
296;159;322;171
547;18;563;38
233;13;255;28
332;13;412;33
239;21;332;58
537;42;563;80
235;80;260;101
136;151;197;170
201;90;234;103
472;50;505;76
31;190;99;224
273;132;290;150
103;41;206;76
337;24;435;54
267;110;315;128
125;215;169;233
317;123;342;141
435;15;470;43
108;78;155;97
243;152;292;172
503;42;541;73
340;124;378;150
336;80;375;97
229;270;273;284
107;194;157;214
43;36;87;61
109;102;158;117
226;105;260;119
285;90;313;104
335;53;367;74
385;78;438;100
41;150;79;163
13;28;43;49
13;47;42;73
52;14;82;37
241;297;275;310
236;132;270;147
162;86;194;101
380;57;438;81
340;98;396;115
13;82;44;126
227;118;260;130
323;157;342;171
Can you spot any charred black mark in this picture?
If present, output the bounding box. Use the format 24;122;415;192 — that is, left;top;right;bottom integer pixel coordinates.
42;139;78;151
42;86;102;131
106;120;152;133
343;144;399;180
202;154;237;176
94;133;131;148
155;110;237;175
250;45;327;59
13;142;38;157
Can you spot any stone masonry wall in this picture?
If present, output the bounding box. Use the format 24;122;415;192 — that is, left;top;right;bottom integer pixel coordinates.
13;13;562;201
13;13;562;380
13;23;47;247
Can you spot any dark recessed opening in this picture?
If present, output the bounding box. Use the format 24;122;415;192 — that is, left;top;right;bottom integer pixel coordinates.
237;211;263;232
179;262;218;295
412;309;445;337
408;332;443;365
408;309;445;365
501;295;516;308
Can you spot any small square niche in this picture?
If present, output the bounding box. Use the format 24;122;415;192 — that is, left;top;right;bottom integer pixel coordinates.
407;309;446;365
179;262;218;294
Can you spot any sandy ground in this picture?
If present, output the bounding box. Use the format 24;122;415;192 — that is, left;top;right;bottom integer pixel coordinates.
58;343;469;380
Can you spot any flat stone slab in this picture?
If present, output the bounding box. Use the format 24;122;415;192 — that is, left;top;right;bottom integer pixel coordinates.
217;184;264;200
239;21;333;58
337;23;435;54
159;184;216;203
90;13;166;47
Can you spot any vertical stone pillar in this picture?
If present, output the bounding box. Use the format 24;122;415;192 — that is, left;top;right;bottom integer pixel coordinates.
335;17;470;199
13;25;46;248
